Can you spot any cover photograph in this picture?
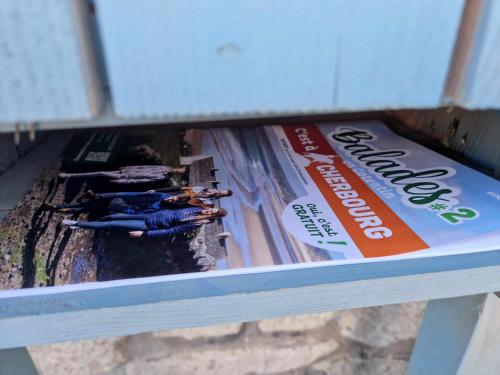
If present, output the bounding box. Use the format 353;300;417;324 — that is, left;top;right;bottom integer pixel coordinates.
0;120;499;292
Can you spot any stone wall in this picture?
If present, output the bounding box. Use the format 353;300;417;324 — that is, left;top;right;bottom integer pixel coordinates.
29;302;426;375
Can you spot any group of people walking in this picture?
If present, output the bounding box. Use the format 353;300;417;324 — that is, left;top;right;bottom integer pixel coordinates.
56;165;231;239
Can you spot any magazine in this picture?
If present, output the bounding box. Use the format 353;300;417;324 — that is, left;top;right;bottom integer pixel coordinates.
0;120;499;292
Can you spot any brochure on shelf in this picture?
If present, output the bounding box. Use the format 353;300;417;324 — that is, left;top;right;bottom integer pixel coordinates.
0;120;499;294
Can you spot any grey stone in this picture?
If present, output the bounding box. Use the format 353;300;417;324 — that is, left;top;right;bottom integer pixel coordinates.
152;323;243;340
106;335;338;375
258;312;338;333
29;338;125;375
29;302;424;375
311;355;408;375
336;302;426;347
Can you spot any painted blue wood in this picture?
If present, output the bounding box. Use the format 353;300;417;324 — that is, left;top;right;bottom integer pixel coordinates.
0;0;97;123
1;248;500;320
0;347;38;375
95;0;464;117
407;294;486;375
1;262;500;349
455;293;500;374
462;0;500;108
407;293;500;375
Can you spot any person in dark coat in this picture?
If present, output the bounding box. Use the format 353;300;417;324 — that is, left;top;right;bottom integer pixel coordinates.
61;207;227;238
56;191;176;215
55;188;232;214
59;165;186;184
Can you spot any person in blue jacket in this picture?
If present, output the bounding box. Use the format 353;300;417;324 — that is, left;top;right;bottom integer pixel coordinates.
56;191;175;215
55;188;233;215
61;207;227;238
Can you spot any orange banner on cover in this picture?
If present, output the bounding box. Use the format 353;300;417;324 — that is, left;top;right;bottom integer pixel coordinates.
283;125;428;257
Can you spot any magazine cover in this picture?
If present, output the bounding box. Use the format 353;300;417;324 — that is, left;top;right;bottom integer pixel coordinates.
0;120;499;291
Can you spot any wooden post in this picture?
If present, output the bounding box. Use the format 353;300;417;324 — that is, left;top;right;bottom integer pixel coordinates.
407;293;500;375
0;347;38;375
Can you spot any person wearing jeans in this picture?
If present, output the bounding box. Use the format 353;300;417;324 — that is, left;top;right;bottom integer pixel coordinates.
61;207;227;238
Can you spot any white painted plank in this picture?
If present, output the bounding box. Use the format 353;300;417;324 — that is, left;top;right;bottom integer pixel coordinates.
407;294;486;375
407;293;500;375
0;99;386;133
0;0;102;124
95;0;464;117
1;261;500;349
461;1;500;108
458;293;500;374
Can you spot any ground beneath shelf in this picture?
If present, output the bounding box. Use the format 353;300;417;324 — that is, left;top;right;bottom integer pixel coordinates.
29;301;426;375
